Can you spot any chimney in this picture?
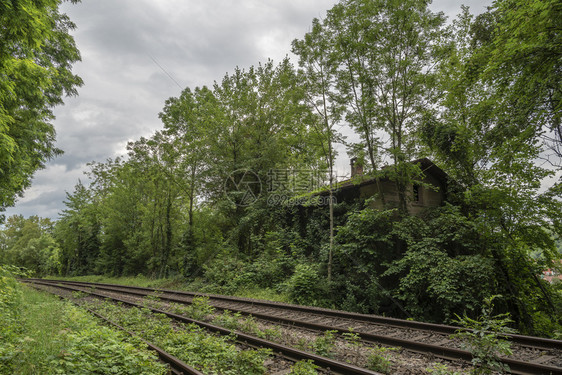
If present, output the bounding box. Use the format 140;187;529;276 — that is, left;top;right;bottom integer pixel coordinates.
350;157;363;177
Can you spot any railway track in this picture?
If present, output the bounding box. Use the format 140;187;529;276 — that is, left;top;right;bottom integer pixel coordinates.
24;282;205;375
85;308;206;375
24;279;383;375
25;278;562;375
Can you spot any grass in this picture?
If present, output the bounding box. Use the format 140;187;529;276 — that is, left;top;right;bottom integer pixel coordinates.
11;288;69;374
1;284;166;375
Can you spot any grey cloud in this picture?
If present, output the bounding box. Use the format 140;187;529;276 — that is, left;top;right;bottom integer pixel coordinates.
7;0;490;220
4;164;87;220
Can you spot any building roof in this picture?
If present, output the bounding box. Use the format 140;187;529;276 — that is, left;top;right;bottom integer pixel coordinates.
316;157;449;196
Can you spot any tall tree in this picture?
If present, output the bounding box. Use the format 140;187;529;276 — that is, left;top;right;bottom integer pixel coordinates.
292;19;344;281
56;181;100;275
485;0;562;164
126;134;184;278
326;0;446;214
159;86;220;275
421;6;562;332
211;59;317;255
0;0;82;212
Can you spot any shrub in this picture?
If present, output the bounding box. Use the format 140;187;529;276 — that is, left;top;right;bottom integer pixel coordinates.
286;263;327;306
53;325;167;375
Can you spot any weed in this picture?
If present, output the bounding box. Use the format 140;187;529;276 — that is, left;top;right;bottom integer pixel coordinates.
87;300;270;374
241;315;261;335
452;295;516;374
426;363;463;375
71;291;86;299
342;328;362;364
366;346;393;374
171;302;189;316
186;296;215;321
212;309;242;330
290;359;320;374
296;337;312;351
142;294;162;309
263;326;283;341
313;330;337;358
232;348;271;375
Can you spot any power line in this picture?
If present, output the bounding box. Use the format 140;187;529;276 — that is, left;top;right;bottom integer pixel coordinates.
147;54;183;90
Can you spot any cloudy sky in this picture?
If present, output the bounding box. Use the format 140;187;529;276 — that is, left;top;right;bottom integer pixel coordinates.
6;0;490;220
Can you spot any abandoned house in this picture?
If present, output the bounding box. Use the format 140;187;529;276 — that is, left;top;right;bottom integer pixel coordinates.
317;157;449;215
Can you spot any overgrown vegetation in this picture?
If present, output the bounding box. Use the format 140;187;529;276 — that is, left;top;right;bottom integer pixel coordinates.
0;266;166;375
289;360;320;374
1;0;561;339
366;346;393;374
87;299;271;374
452;296;516;374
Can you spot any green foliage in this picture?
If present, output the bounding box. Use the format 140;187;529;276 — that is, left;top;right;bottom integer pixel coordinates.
53;325;166;375
384;207;496;322
312;330;337;358
342;328;362;364
184;296;215;321
0;279;166;375
331;205;396;313
0;215;61;276
71;291;86;299
93;301;270;374
366;346;393;374
426;363;462;375
530;311;562;340
56;181;100;276
0;265;23;373
290;360;320;374
212;310;242;331
423;0;562;333
142;294;163;309
286;263;328;306
0;0;82;210
452;296;516;374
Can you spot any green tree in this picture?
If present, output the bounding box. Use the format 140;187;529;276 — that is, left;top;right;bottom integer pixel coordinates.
126;134;184;278
0;0;82;211
421;6;562;333
0;215;60;275
326;0;446;214
159;86;221;276
292;18;344;281
210;59;318;255
485;0;562;162
56;181;100;275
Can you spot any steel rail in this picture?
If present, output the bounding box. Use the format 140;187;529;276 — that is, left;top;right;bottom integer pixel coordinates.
25;278;562;375
33;278;561;351
86;309;205;375
23;279;382;375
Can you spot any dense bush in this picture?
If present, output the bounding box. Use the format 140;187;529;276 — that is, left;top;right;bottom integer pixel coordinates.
286;263;329;306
